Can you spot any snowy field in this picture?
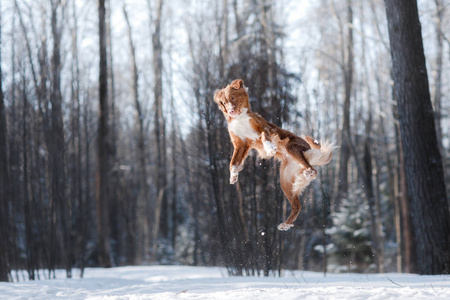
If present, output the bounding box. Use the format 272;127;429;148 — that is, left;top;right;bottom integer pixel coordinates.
1;266;450;300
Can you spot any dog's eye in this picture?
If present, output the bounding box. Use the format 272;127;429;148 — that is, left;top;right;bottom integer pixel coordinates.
231;97;235;101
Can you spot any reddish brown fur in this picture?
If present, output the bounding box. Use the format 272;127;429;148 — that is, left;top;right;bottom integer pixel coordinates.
214;79;333;230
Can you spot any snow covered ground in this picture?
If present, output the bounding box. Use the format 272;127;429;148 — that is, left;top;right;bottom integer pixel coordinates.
1;266;449;299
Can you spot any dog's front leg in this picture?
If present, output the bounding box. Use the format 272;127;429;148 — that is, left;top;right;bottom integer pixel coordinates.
229;142;250;184
261;131;277;157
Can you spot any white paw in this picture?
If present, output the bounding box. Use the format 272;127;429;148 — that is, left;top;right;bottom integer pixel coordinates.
230;166;239;184
277;223;294;231
303;168;317;180
263;141;277;156
230;173;238;184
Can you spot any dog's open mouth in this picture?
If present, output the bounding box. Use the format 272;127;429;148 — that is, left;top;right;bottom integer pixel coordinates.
228;111;239;119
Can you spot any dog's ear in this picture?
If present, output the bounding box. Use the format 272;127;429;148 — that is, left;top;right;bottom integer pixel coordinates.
213;89;226;112
230;79;244;90
213;89;222;104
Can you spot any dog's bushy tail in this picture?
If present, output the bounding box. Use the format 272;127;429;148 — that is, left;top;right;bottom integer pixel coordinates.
302;136;337;166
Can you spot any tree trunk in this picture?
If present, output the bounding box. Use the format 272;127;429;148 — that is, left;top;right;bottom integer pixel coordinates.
149;0;167;243
70;0;86;277
0;8;12;280
362;127;383;272
105;0;120;265
320;171;331;275
96;0;112;268
169;76;178;253
8;11;20;282
432;0;444;157
123;5;149;264
81;85;91;277
393;111;416;273
385;0;450;274
335;0;353;211
50;0;70;277
21;78;36;280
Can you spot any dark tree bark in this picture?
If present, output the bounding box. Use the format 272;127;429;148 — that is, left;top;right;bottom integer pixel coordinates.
50;0;70;277
0;6;12;281
385;0;450;274
393;110;416;273
96;0;112;268
21;77;36;280
362;124;383;273
81;84;92;278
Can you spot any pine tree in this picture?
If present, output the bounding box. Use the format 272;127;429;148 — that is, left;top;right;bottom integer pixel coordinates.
326;190;374;272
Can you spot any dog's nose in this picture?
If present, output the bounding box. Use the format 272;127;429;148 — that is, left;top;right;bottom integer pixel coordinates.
229;109;235;114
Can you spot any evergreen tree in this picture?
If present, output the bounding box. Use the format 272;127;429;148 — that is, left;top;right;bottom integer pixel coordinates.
326;190;374;272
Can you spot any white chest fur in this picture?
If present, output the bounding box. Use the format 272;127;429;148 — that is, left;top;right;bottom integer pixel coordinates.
228;110;260;141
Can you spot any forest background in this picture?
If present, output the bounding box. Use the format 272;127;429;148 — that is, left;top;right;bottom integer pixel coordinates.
0;0;449;281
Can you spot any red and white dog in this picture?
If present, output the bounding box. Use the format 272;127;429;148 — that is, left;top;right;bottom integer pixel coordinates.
214;79;336;231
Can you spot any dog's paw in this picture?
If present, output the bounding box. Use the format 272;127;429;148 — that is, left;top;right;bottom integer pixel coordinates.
277;223;294;231
230;167;239;184
303;168;317;180
263;141;277;157
230;173;238;184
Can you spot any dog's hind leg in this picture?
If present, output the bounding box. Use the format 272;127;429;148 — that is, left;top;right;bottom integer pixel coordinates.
277;161;303;231
286;141;318;181
277;158;316;231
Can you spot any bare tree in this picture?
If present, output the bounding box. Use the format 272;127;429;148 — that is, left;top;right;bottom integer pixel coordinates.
148;0;167;251
335;0;354;211
123;4;150;264
49;0;71;277
69;0;86;277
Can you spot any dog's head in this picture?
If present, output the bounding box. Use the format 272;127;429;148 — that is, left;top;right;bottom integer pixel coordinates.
214;79;250;121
